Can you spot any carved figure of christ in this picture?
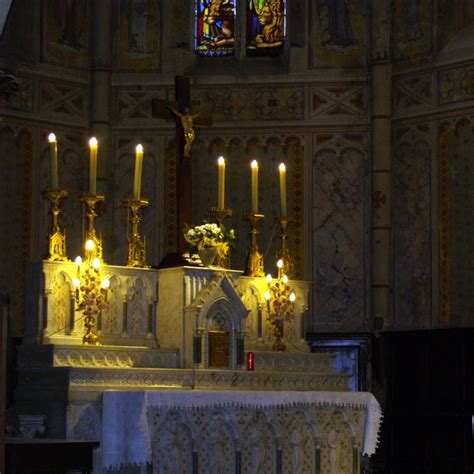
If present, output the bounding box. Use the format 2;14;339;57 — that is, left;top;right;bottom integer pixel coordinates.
152;76;212;255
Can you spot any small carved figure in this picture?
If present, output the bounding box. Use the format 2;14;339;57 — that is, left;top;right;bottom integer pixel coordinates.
169;106;200;158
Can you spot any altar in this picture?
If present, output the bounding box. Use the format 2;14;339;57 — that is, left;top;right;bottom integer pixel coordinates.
15;260;381;473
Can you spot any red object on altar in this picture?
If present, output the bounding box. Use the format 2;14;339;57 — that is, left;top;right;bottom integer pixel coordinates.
247;352;255;371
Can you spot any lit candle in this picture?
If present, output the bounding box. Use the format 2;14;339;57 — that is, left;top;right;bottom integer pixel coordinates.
217;156;225;210
279;162;287;217
133;144;144;200
48;133;58;189
88;137;98;195
251;160;258;214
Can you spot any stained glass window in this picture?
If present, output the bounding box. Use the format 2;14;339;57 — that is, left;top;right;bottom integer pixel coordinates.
195;0;236;56
246;0;286;56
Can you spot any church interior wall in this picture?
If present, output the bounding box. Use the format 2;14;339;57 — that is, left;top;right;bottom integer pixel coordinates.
0;0;472;338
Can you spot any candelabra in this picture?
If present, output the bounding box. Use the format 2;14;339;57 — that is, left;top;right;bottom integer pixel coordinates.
264;259;296;352
80;194;105;262
276;216;293;279
244;213;265;277
72;247;110;346
44;188;68;261
124;197;149;268
210;206;233;268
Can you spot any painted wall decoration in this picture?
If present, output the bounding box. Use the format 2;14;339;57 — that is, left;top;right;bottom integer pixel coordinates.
312;133;367;332
195;0;236;56
393;0;432;60
311;0;366;68
188;85;304;121
438;64;474;105
246;0;286;56
118;0;160;71
42;0;88;68
164;134;305;280
393;126;432;329
439;118;474;328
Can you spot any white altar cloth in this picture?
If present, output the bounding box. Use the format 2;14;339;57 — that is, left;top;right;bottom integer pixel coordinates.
101;390;382;468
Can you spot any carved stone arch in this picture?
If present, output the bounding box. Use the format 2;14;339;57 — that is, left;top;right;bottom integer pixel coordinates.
264;135;283;152
126;277;149;336
48;270;72;336
101;274;123;335
245;136;263;154
151;409;194;474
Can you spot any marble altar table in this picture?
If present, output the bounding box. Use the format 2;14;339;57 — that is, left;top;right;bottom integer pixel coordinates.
102;390;382;474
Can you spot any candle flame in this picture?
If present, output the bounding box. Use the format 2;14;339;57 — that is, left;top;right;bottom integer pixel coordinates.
289;292;296;302
89;137;98;147
282;274;288;284
279;162;286;172
218;156;225;165
264;290;271;300
85;239;95;251
73;277;80;288
251;160;258;168
266;273;272;283
277;259;283;269
74;256;82;266
92;257;101;269
102;277;110;289
48;133;57;143
136;144;143;153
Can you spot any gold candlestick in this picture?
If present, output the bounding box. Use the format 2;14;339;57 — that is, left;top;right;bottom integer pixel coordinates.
45;188;68;261
80;194;105;262
277;216;293;278
244;213;265;277
124;197;149;268
209;207;233;268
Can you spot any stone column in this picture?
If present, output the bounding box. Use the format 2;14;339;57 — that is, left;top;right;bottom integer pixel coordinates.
370;0;392;329
89;0;113;259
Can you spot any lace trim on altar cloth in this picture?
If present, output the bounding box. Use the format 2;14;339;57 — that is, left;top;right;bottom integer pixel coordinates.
101;390;382;468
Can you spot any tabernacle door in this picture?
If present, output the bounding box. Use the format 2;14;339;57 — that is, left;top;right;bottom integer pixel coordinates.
208;331;229;368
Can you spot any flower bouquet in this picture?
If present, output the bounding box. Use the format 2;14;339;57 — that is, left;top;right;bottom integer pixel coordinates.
184;223;235;266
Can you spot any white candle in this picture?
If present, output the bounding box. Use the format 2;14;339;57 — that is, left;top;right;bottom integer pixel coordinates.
133;144;144;200
88;137;98;195
251;160;258;214
48;133;58;189
217;156;225;210
279;162;287;217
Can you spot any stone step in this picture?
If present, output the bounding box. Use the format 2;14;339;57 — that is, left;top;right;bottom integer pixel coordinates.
17;344;179;369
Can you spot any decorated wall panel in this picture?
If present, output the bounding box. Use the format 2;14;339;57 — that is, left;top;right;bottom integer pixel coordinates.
164;134;305;279
438;64;474;105
189;85;304;122
393;125;432;329
393;72;434;116
311;133;367;332
439;118;474;328
310;0;367;68
0;126;33;335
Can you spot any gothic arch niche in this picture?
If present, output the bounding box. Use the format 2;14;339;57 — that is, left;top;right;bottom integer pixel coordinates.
126;277;151;336
393;126;432;330
203;298;235;369
48;271;72;336
312;135;367;332
321;410;356;474
149;410;193;474
242;285;262;344
100;275;123;335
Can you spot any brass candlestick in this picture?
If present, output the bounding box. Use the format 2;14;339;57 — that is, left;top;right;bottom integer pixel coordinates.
277;216;293;279
124;197;149;268
80;194;105;262
45;188;68;261
210;207;233;268
244;213;265;277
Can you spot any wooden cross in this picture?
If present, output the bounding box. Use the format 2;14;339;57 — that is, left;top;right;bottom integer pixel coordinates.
152;76;212;257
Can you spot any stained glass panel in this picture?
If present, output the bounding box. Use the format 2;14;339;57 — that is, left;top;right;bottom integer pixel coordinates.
195;0;236;56
246;0;286;55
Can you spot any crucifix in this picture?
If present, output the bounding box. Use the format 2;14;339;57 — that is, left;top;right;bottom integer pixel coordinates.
152;76;212;261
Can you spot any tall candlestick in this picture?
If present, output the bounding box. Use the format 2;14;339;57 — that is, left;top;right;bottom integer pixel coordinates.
88;137;98;195
133;144;144;200
251;160;259;214
217;156;225;210
48;133;58;189
279;162;287;217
